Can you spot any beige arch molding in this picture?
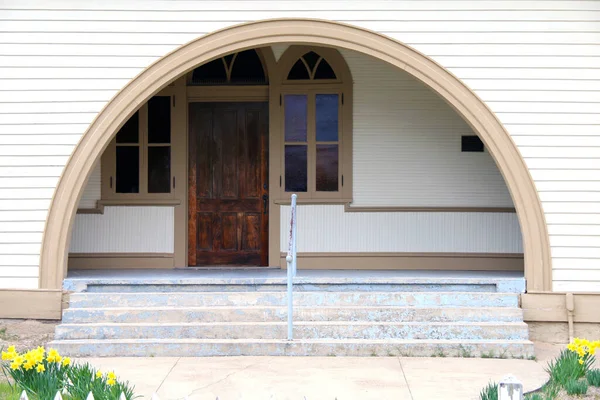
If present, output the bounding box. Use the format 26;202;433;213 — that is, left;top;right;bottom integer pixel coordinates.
39;18;552;291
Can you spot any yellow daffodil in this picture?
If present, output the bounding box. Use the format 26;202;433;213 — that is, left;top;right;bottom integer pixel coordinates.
107;378;116;386
579;359;585;365
33;352;44;364
7;346;15;353
23;361;35;371
36;363;45;373
62;357;71;367
107;371;116;380
1;350;15;361
10;360;20;370
96;370;103;379
13;355;24;366
46;348;59;363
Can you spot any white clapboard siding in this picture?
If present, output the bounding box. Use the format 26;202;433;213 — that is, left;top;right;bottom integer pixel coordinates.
78;163;101;209
0;1;596;290
70;207;174;253
4;31;600;45
4;1;600;11
343;49;513;208
548;225;600;236
280;206;522;253
526;159;600;170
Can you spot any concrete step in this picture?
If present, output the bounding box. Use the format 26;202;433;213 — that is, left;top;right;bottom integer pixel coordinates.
54;321;529;341
83;283;500;293
61;305;524;324
64;270;526;294
48;338;535;358
68;291;519;308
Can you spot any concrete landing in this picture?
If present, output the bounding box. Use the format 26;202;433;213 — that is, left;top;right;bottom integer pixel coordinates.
64;269;526;293
78;343;552;400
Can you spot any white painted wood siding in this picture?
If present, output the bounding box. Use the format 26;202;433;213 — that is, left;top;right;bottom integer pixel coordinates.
78;162;101;209
280;206;522;254
69;207;174;253
0;1;597;291
341;49;513;207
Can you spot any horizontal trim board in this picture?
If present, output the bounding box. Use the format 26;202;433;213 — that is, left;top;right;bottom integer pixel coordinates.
0;289;62;319
68;253;174;269
69;252;173;258
279;252;524;271
345;205;516;213
76;208;103;215
521;293;600;323
97;199;180;207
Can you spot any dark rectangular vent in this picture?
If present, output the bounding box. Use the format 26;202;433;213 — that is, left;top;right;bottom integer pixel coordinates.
461;136;484;152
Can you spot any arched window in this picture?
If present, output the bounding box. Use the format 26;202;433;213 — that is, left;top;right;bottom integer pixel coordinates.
278;46;352;201
190;49;267;85
287;51;337;80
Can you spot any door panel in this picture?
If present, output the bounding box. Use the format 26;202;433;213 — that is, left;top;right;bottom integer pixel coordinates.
188;102;268;266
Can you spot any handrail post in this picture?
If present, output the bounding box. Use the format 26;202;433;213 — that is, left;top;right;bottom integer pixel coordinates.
286;194;297;341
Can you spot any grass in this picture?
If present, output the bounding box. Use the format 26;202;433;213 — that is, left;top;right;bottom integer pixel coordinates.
587;369;600;387
0;381;19;400
564;379;588;396
480;350;495;359
458;345;473;358
479;382;498;400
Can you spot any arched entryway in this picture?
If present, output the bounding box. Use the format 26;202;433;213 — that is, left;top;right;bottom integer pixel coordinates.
39;19;552;292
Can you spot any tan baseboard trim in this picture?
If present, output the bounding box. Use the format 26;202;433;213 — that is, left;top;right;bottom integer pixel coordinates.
344;204;516;213
278;252;524;271
68;253;174;269
76;207;104;215
521;292;600;323
0;289;62;319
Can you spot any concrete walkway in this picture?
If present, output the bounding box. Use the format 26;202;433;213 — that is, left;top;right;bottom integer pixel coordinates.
78;343;563;400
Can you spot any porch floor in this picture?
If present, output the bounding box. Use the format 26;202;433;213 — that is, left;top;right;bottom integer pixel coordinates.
64;268;525;292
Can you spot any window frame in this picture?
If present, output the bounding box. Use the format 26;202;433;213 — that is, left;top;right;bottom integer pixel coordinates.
276;46;353;203
101;92;177;203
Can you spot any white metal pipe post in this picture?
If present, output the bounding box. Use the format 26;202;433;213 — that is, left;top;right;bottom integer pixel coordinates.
286;194;298;341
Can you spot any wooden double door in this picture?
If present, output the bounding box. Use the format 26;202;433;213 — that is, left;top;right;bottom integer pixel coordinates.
188;102;269;266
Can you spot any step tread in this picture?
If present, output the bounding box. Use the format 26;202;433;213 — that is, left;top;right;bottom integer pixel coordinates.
63;305;523;311
57;321;528;327
70;291;518;296
49;338;533;344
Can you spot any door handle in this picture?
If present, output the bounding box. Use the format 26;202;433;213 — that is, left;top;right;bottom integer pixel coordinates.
262;194;268;214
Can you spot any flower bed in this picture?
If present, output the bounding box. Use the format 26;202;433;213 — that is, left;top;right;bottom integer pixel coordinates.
1;346;138;400
480;338;600;400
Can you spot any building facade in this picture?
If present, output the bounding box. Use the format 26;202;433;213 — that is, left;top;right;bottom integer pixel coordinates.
0;1;598;340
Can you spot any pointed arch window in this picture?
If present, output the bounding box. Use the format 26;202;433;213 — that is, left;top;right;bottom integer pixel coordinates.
287;51;337;81
278;46;353;202
190;49;267;85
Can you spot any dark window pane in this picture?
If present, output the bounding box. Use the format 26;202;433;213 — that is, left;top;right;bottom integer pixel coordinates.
230;49;266;84
302;51;320;72
115;112;139;144
287;59;310;80
148;96;171;144
284;95;307;142
316;94;339;142
285;145;307;192
191;58;227;85
148;146;171;193
116;146;139;193
316;144;339;192
461;135;484;152
314;59;337;80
